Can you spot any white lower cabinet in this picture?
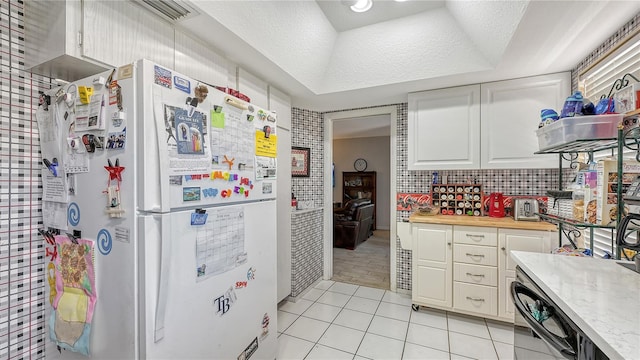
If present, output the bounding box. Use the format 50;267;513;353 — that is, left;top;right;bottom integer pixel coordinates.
412;223;553;322
412;224;452;308
497;228;553;320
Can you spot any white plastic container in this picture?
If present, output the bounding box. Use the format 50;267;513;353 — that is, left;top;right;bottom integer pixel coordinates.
536;114;624;151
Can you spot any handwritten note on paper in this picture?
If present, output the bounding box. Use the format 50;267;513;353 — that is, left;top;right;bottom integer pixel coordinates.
210;105;255;171
255;131;277;158
195;207;247;281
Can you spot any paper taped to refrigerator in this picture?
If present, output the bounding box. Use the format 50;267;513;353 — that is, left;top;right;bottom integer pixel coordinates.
195;207;247;281
156;99;211;175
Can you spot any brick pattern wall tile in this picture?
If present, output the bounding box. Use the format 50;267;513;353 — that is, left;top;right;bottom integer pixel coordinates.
1;1;50;358
290;210;324;296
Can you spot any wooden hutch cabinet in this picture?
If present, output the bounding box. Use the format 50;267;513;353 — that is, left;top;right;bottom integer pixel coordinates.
342;171;377;230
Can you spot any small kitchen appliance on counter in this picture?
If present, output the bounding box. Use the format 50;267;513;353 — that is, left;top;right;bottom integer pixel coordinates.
488;192;505;218
514;198;540;221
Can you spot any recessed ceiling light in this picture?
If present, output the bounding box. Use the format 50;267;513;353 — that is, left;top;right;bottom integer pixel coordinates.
394;0;409;2
350;0;373;13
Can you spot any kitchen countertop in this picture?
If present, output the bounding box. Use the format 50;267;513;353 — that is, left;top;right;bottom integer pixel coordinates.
511;251;640;360
409;214;557;231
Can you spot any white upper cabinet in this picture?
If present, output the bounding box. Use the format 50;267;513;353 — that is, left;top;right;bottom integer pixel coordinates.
408;85;481;170
481;73;570;169
408;73;570;170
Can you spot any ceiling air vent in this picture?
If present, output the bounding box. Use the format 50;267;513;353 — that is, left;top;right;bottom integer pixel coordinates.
132;0;199;22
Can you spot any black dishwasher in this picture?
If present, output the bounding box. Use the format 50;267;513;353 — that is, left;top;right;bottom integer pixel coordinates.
511;266;609;360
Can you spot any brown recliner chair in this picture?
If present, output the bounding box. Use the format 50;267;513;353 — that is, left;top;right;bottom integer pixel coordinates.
334;199;374;250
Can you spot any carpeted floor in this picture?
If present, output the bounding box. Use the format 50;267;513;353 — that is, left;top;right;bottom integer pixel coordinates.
332;230;390;290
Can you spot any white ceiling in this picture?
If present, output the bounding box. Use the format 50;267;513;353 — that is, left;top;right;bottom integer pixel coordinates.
315;0;445;32
181;0;640;113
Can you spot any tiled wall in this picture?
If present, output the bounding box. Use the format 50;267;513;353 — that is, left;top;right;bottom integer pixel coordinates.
290;108;325;295
1;1;50;358
291;108;324;208
290;209;323;297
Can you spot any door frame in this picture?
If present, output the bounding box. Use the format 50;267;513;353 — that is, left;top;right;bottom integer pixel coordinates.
323;105;398;291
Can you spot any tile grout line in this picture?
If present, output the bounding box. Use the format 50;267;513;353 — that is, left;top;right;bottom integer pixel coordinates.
352;289;384;358
286;283;516;359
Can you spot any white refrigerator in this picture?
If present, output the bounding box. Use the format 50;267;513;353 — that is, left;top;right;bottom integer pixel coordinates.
39;59;278;359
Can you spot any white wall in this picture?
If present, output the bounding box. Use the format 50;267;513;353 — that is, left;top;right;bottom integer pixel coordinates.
333;136;391;230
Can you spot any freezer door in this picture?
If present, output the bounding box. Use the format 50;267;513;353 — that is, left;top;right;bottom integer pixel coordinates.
139;201;277;359
136;60;277;213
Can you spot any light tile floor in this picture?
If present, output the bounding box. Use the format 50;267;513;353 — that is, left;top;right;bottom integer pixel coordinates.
278;280;514;360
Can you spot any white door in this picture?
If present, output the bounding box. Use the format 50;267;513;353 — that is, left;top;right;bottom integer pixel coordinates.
497;229;552;320
412;224;453;308
481;73;570;169
408;85;481;170
139;201;278;359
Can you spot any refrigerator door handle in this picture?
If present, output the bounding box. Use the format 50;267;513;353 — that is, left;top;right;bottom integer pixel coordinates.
152;87;171;212
154;213;171;342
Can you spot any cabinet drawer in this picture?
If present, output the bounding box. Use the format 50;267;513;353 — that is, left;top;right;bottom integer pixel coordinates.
453;263;497;286
454;244;497;266
453;226;497;246
453;282;497;316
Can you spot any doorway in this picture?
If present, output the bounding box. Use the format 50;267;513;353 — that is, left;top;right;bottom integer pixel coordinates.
323;106;398;291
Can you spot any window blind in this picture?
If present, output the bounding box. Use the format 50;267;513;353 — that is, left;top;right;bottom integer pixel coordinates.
579;31;640;258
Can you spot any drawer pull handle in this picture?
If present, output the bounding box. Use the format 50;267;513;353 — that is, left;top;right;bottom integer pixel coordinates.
466;296;485;302
465;253;485;258
466;272;485;278
466;234;485;239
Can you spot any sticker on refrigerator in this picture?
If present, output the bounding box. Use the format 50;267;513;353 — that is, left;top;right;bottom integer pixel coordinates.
213;286;237;316
107;127;126;149
196;207;246;280
260;313;270;340
97;228;113;255
247;267;256;281
183;187;201;202
154;65;172;89
118;64;133;80
238;337;258;360
67;202;80;226
262;182;273;194
115;226;130;243
169;176;183;185
174;76;190;94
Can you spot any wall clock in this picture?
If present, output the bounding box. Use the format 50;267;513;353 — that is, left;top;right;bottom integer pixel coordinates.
354;158;368;172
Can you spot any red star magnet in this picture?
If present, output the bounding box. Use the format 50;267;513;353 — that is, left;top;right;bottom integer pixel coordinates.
105;158;125;183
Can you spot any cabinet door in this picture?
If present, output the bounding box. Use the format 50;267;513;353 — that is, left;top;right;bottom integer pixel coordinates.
497;229;552;320
408;85;481;170
412;224;453;308
480;73;570;169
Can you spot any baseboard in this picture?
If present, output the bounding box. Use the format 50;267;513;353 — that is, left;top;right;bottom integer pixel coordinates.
284;277;323;303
